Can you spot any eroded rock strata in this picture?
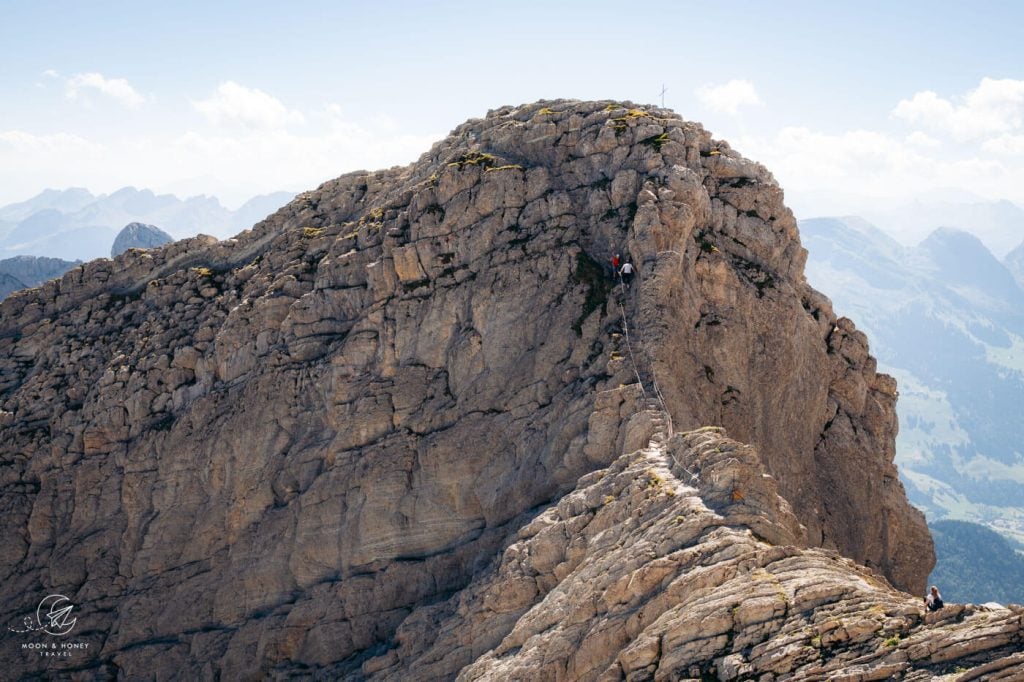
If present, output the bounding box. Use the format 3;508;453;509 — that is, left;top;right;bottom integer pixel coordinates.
372;428;1023;681
0;100;990;680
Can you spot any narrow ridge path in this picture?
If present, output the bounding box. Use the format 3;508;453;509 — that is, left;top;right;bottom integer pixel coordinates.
607;271;701;484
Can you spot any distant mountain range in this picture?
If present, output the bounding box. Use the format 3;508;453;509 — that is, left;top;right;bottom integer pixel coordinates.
858;199;1024;258
868;199;1024;258
791;192;1024;259
0;272;25;299
802;216;1024;546
0;254;82;298
0;187;295;261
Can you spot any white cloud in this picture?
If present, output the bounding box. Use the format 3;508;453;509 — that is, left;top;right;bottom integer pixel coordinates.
740;127;915;189
734;125;1016;209
166;123;435;198
695;79;763;115
0;131;108;204
0;118;438;207
982;134;1024;156
892;77;1024;140
193;81;305;129
42;69;59;79
906;131;940;147
0;130;103;154
740;76;1024;207
66;72;145;108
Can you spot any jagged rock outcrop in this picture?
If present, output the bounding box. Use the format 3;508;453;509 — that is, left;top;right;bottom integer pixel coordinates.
0;100;947;678
110;221;174;257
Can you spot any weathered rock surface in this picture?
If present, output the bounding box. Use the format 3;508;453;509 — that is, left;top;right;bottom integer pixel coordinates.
0;100;949;678
367;429;1023;681
110;221;174;257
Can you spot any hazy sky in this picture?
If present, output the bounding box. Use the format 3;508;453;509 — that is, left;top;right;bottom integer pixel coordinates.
3;0;1024;212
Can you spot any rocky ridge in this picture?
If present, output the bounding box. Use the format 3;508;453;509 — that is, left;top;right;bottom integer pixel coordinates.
0;100;967;678
368;427;1023;681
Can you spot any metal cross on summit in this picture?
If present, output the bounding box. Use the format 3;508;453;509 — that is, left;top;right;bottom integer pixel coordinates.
660;84;667;108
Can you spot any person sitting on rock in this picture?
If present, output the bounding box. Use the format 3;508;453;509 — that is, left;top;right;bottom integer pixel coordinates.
619;261;635;286
925;585;944;611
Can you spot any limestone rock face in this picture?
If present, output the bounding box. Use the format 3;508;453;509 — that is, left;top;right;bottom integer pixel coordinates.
0;100;942;678
110;221;173;257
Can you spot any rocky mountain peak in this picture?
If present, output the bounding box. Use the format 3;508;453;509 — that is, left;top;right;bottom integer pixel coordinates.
921;225;991;256
921;226;1024;306
110;221;174;257
0;187;95;223
0;100;1001;679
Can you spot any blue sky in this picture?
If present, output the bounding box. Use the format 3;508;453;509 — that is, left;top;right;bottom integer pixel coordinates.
3;0;1024;211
